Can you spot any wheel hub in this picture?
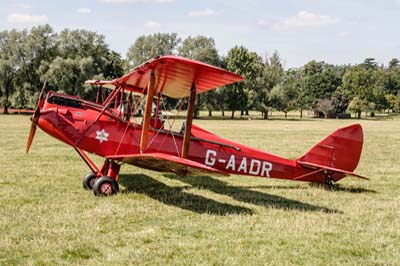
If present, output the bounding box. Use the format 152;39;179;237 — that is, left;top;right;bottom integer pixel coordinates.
89;178;96;188
100;183;112;195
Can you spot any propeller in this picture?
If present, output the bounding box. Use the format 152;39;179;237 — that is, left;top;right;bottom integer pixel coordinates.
26;80;47;154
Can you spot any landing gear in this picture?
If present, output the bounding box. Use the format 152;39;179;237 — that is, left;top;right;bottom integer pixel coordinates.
325;174;334;189
82;172;97;190
93;176;120;196
80;159;121;196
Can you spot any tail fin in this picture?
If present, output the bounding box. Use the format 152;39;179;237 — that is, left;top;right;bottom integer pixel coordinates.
297;124;364;174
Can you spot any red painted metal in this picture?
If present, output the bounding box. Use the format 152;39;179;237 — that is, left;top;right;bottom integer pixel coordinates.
107;153;229;177
107;161;121;181
28;56;366;189
99;160;110;176
74;147;101;175
86;55;244;98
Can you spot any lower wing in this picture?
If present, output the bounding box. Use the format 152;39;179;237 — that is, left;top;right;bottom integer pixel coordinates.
107;153;229;177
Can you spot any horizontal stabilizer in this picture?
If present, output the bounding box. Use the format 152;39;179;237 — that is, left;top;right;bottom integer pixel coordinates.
297;161;368;180
107;153;229;177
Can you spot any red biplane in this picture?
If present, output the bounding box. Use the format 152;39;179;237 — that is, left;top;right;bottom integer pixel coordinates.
26;55;367;196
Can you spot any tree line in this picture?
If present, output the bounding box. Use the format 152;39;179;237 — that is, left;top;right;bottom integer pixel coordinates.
1;25;400;118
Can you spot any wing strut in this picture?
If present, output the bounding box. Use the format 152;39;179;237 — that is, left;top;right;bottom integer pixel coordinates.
181;82;196;158
74;147;100;175
140;70;156;153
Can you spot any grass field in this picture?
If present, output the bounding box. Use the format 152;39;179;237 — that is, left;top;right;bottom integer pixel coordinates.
0;115;399;266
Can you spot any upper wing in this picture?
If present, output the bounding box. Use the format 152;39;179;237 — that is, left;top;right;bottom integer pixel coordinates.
107;152;229;177
86;55;243;99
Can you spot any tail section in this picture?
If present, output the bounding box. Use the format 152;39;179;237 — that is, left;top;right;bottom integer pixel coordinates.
296;124;366;181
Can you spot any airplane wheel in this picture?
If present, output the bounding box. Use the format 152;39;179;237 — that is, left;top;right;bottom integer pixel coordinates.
82;172;97;190
93;176;119;196
325;175;334;189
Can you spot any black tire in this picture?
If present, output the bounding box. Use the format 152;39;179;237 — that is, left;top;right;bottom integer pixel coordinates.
82;172;97;190
93;176;119;196
325;175;334;190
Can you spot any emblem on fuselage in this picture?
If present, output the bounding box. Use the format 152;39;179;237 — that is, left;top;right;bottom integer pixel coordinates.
95;129;109;143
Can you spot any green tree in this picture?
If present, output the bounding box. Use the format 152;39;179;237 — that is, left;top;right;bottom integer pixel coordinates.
296;86;311;118
385;93;400;113
126;33;180;68
268;85;285;115
43;56;96;98
253;52;284;119
380;59;400;113
299;61;344;118
266;66;298;118
224;46;260;119
342;64;386;115
301;61;342;101
347;96;376;118
57;29;114;73
0;30;24;112
347;97;363;118
103;51;125;79
41;29;123;101
362;58;378;70
268;81;297;118
9;25;59;108
388;58;399;70
178;36;219;65
25;25;58;88
178;36;220;117
126;33;181;111
384;69;400;95
0;59;15;113
331;87;349;114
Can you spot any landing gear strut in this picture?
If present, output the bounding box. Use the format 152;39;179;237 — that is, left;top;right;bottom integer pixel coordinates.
88;160;121;196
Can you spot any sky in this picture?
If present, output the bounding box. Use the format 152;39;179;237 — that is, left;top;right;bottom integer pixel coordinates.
0;0;399;68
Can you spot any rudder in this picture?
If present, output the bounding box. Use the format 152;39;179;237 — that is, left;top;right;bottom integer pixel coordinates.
297;124;364;173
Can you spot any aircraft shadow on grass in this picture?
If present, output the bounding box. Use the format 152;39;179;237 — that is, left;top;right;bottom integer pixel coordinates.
119;174;253;215
118;173;340;215
163;174;341;214
308;183;377;194
234;183;376;194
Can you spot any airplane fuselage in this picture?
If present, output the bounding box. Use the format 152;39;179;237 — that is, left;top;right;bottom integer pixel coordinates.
26;55;365;197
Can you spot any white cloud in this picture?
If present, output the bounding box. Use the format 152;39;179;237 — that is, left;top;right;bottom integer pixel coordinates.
103;0;174;3
7;13;48;24
188;8;219;17
260;11;340;30
77;8;92;14
144;20;161;28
